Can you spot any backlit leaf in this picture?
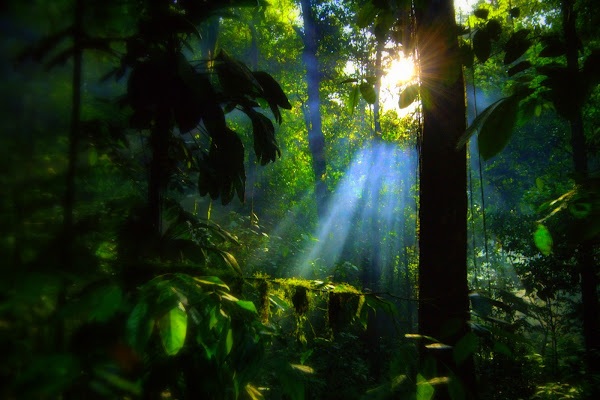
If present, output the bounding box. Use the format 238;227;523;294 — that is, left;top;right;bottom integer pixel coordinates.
195;276;230;290
473;8;489;19
534;224;553;255
473;29;491;63
357;1;378;28
360;82;377;104
416;374;435;400
158;305;188;355
348;85;360;116
290;364;314;374
126;302;154;353
399;84;419;108
236;300;258;313
504;29;531;65
477;96;519;160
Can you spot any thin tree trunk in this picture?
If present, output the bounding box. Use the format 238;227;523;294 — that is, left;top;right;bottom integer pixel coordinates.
416;0;474;397
57;0;83;351
373;41;384;138
299;0;328;220
562;0;600;377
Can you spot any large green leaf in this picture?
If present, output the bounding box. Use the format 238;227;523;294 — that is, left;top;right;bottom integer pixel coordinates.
348;85;360;116
236;300;258;313
477;96;519;160
399;84;419;108
416;374;435;400
473;29;491;63
473;8;489;19
253;71;291;110
534;224;553;255
457;98;506;149
504;29;531;65
158;305;188;355
357;1;379;28
126;302;155;353
453;332;479;366
360;82;377;104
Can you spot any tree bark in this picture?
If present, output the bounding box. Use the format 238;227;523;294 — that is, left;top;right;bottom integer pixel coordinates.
416;0;474;397
299;0;328;220
561;0;600;377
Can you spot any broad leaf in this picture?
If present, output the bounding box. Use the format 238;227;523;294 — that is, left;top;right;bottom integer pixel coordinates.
473;8;489;19
477;96;519;160
126;302;155;353
509;7;520;18
504;29;531;65
457;97;506;150
534;224;553;255
360;82;377;104
357;1;379;28
158;305;188;355
416;374;435;400
508;61;531;76
236;300;258;313
253;71;292;110
453;332;479;366
473;29;491;63
399;84;419;108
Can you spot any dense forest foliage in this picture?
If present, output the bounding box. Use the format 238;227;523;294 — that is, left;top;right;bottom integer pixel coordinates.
1;0;599;398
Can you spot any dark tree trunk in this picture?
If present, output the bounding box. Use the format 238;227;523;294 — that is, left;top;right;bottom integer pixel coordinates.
56;0;83;351
561;0;600;377
416;0;474;397
299;0;328;220
148;112;170;235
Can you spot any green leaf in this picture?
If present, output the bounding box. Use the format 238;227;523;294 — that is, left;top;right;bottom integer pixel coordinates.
534;224;553;256
473;8;489;19
357;1;378;28
477;96;519;160
158;305;188;355
509;7;520;18
504;29;531;65
348;85;360;116
195;276;230;290
126;302;155;353
492;341;513;357
453;332;479;365
536;177;544;191
508;61;531;76
252;71;292;110
416;374;435;400
89;284;123;322
226;328;233;355
569;202;592;219
457;98;506;149
88;148;98;166
486;19;502;41
473;29;491;63
360;82;377;104
399;84;419;108
236;300;258;313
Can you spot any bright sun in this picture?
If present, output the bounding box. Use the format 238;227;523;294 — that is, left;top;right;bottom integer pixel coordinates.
380;55;417;113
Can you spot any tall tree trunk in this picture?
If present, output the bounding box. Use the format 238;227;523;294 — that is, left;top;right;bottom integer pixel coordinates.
299;0;328;220
56;0;83;351
416;0;474;397
373;40;384;139
561;0;600;377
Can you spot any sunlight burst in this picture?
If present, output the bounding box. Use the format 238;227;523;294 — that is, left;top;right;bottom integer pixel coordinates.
380;55;417;113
